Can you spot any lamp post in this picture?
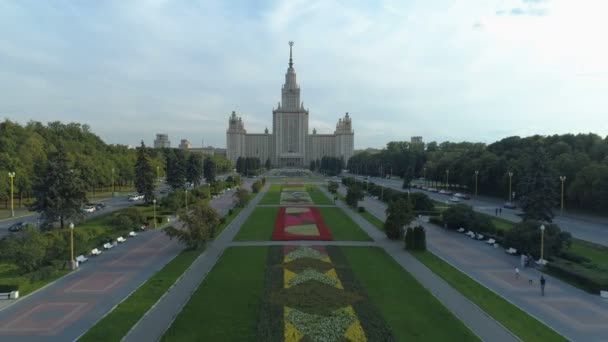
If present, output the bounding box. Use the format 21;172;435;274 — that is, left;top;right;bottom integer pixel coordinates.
8;172;15;217
111;168;115;194
445;169;450;190
507;171;514;203
474;170;479;197
540;224;546;261
207;183;211;199
69;222;76;270
153;198;157;229
423;167;426;187
560;176;566;216
156;166;160;185
185;189;189;210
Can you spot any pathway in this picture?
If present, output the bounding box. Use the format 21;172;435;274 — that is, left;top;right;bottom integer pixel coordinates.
354;186;608;341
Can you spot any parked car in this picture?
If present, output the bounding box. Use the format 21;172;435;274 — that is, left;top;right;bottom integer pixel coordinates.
454;193;471;200
128;194;144;201
95;203;106;210
428;188;438;192
503;202;517;209
439;190;453;195
83;205;96;213
449;196;460;203
8;221;27;232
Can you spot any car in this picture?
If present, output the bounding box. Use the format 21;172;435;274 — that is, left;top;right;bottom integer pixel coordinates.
504;202;517;209
128;194;144;201
449;196;460;203
454;193;471;200
83;205;96;213
428;188;438;192
439;190;453;195
159;188;169;194
8;222;27;232
95;203;106;210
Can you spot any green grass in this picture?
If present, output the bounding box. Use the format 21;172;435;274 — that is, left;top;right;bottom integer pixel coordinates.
0;263;70;296
491;216;515;231
161;247;268;341
259;184;281;204
341;247;479;341
412;250;567;342
307;185;333;205
79;246;204;342
317;207;372;241
569;239;608;266
359;210;385;231
233;207;279;241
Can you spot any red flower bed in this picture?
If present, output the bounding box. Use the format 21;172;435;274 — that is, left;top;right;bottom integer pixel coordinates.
272;206;333;241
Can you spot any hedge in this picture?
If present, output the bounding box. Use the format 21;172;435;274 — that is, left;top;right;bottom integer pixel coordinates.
0;285;19;292
545;258;608;294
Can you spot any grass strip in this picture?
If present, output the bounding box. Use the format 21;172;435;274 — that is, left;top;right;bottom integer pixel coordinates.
307;185;333;205
161;247;268;341
359;210;384;231
411;250;567;342
259;184;281;205
317;207;372;241
79;246;203;342
233;207;278;241
342;247;479;341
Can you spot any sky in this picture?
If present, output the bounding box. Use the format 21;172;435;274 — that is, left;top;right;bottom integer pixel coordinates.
1;0;607;149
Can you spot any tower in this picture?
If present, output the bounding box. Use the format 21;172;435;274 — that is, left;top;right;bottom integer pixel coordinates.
226;111;246;163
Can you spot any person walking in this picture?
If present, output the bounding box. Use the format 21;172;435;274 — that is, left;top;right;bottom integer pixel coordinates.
495;208;498;216
499;207;502;215
540;275;546;296
515;267;520;279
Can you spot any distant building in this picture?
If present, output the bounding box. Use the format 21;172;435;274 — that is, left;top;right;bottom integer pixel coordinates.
154;134;171;148
179;139;192;149
411;136;423;145
190;146;227;157
226;42;354;168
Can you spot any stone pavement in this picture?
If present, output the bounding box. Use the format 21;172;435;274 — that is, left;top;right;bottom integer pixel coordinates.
354;187;608;342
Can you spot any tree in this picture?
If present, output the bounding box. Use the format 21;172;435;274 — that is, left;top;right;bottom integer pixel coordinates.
384;198;414;239
233;188;250;207
327;181;339;194
517;146;558;222
409;192;434;211
165;150;187;189
203;156;216;183
0;226;48;273
503;220;571;259
345;184;364;208
134;141;155;203
31;145;87;229
186;153;204;187
265;158;272;170
164;201;220;249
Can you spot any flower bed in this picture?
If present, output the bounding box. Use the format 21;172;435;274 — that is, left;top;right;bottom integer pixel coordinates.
272;207;333;241
256;246;395;341
280;184;314;205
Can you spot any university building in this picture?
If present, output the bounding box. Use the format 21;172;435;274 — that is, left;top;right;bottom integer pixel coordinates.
226;42;354;168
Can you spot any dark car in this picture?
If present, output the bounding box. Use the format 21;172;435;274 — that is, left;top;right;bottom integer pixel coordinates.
8;222;27;232
95;203;106;210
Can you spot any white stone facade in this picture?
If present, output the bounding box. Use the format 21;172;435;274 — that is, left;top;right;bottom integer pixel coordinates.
226;43;354;168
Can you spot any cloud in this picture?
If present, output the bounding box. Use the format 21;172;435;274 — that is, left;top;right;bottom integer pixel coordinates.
496;0;550;17
472;21;484;30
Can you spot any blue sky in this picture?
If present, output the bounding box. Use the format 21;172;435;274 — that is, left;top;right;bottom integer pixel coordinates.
1;0;607;148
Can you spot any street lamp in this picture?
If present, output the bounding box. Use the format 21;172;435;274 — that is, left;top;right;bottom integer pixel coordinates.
474;170;479;197
540;224;546;262
423;167;426;187
207;183;211;199
8;172;15;217
559;176;566;216
69;222;76;270
507;171;514;203
153;198;157;229
445;169;450;190
156;166;160;185
185;189;189;210
111;168;115;194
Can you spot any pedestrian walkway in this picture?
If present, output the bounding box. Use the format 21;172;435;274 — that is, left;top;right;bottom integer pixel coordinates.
354;187;608;342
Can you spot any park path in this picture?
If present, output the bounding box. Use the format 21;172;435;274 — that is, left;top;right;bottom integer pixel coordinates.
350;185;608;342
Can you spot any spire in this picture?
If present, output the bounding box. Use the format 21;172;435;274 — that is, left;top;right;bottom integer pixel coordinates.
288;41;294;68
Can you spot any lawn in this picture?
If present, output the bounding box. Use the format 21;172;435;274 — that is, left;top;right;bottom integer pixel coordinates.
161;247;268;341
233;206;279;241
306;185;333;205
0;263;70;296
412;250;567;342
317;207;372;241
79;245;201;342
342;247;479;341
569;239;608;266
259;184;282;204
359;210;385;231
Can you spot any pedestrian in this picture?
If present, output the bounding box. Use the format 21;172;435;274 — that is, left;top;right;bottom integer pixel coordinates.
540;275;546;296
499;208;502;215
515;267;520;279
495;208;498;216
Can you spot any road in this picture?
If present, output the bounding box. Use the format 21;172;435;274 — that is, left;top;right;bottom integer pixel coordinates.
349;174;608;247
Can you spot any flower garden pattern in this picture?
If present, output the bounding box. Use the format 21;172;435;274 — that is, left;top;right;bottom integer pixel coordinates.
272;207;333;241
256;246;395;342
280;184;313;205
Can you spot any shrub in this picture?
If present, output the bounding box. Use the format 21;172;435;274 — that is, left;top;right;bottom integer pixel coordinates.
0;285;19;292
546;259;608;293
111;215;135;232
252;181;262;193
428;215;443;226
357;206;365;213
228;208;234;216
405;226;427;251
503;220;571;258
410;192;435;211
27;265;57;282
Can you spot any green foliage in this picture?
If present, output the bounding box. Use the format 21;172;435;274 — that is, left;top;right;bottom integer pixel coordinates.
251;180;262;193
442;204;497;234
545;258;608;294
503;220;571;258
320;156;344;176
236;156;261;175
0;226;48;273
203;156;216;183
165;201;220;249
165;149;187;189
518;146;558;222
186;153;204;187
405;226;427;251
345;184;364;208
384;198;414;240
134;141;155;203
327;180;339;193
233;188;250;208
410;192;435;211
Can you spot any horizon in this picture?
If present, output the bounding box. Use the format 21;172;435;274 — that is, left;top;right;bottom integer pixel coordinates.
1;0;607;149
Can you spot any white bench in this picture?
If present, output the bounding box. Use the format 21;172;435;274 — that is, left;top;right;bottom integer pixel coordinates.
465;231;475;238
76;255;88;263
103;243;114;250
91;248;102;256
505;247;517;255
476;234;484;240
536;259;548;266
456;227;465;233
129;231;137;237
600;290;608;299
0;291;18;300
117;237;126;243
486;238;496;245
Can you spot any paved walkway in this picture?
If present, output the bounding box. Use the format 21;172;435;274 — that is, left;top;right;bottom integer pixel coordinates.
354;187;608;342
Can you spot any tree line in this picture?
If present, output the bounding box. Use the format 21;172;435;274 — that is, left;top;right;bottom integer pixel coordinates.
347;134;608;214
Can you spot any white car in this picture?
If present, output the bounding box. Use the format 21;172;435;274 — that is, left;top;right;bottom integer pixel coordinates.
83;205;96;213
128;194;144;201
449;196;460;203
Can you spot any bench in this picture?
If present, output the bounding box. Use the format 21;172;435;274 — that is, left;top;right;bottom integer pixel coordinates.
535;259;548;266
476;234;484;240
456;227;465;233
0;292;10;300
505;247;517;255
103;243;114;250
117;237;126;243
129;231;137;237
91;248;102;256
600;290;608;299
486;238;496;245
76;255;88;263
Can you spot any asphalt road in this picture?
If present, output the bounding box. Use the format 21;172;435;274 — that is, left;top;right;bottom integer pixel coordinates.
348;174;608;246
